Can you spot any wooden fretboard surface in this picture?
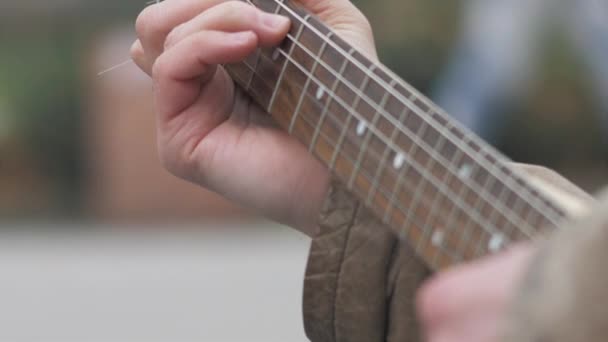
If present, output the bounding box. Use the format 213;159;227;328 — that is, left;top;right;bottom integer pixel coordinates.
224;0;567;270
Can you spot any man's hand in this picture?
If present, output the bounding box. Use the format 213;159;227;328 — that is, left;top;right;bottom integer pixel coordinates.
130;0;376;236
416;245;535;342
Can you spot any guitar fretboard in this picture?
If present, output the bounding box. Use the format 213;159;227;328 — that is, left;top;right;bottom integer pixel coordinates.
225;0;567;270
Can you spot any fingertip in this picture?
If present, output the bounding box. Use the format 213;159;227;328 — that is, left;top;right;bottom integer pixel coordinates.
130;39;152;75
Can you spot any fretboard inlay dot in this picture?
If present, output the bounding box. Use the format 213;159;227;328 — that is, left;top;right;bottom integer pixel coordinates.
431;230;445;247
458;164;473;179
488;234;505;252
393;152;406;169
356;120;367;137
315;86;325;101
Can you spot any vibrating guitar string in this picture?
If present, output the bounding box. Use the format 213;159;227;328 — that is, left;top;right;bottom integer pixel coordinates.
232;50;524;254
264;0;565;228
231;57;485;264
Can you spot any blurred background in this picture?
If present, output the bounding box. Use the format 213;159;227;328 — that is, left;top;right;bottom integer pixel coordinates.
0;0;606;340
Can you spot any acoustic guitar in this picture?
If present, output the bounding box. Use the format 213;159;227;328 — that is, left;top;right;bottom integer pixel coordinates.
224;0;586;270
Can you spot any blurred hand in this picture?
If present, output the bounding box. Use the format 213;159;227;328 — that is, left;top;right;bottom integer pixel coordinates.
417;244;535;342
131;0;376;235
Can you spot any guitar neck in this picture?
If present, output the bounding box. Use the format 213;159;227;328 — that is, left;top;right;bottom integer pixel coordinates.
224;0;567;270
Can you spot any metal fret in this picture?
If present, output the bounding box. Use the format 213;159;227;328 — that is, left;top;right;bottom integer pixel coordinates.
347;73;393;189
428;136;468;265
286;16;321;134
267;15;309;113
416;120;456;264
308;32;345;153
482;176;519;253
398;111;435;243
382;94;420;224
365;81;401;206
459;150;502;257
327;48;364;170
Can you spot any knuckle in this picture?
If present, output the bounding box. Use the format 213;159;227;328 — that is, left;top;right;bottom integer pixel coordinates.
164;23;185;51
151;55;168;81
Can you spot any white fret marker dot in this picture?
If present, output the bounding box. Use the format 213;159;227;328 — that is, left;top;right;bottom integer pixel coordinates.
315;86;325;100
393;152;406;169
458;164;473;179
431;230;445;247
272;49;281;61
488;234;505;252
356;120;367;136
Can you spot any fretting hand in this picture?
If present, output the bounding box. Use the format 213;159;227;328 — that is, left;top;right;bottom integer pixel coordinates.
131;0;376;235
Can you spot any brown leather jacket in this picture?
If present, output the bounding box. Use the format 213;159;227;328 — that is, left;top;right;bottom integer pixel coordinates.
302;164;598;342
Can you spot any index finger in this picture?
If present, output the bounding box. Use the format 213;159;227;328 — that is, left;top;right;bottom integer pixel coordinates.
135;0;228;67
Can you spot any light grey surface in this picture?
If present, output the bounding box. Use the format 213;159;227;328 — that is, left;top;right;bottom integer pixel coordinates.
0;223;311;342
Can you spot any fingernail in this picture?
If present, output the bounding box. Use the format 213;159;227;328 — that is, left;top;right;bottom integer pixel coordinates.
262;13;290;29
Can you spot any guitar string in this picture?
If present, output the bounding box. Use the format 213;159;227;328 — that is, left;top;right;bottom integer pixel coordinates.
124;0;563;233
134;0;561;237
134;0;550;250
230;50;524;250
97;0;533;261
245;0;559;237
230;57;483;264
264;0;565;228
246;19;540;238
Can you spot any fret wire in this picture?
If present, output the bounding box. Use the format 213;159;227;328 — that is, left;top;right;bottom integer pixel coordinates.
461;151;514;257
365;80;402;206
347;65;386;189
235;58;467;265
329;48;369;170
268;0;565;228
417;120;459;265
268;28;541;237
478;173;523;255
267;14;309;113
383;94;423;224
429;136;470;265
400;110;448;252
308;32;337;152
286;16;319;134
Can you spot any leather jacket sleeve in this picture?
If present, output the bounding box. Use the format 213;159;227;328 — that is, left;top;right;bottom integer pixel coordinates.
302;164;595;342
